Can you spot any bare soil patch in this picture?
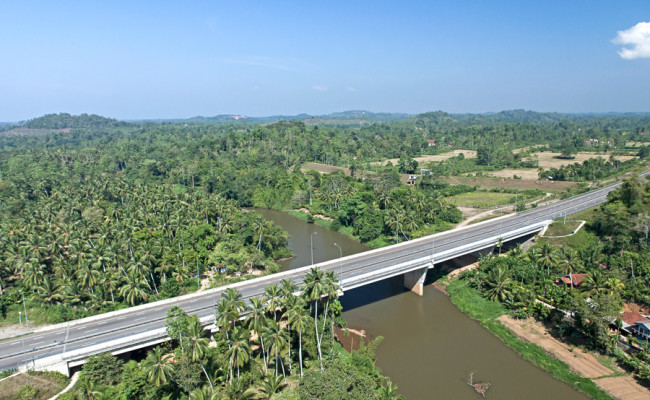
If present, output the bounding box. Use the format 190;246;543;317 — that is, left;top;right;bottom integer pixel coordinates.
371;149;477;166
295;208;333;221
498;316;650;399
498;315;612;378
596;376;650;400
301;162;351;175
533;152;637;169
487;168;540;180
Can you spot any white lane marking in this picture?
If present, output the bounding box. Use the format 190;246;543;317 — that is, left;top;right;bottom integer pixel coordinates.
34;341;44;345
86;328;98;333
116;316;127;320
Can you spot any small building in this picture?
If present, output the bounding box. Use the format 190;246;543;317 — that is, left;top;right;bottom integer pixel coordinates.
556;273;587;288
427;139;436;147
620;312;650;340
420;168;432;176
407;174;418;185
584;138;599;146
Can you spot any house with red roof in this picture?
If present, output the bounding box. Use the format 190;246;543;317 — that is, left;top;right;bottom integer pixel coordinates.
556;273;587;289
620;312;650;340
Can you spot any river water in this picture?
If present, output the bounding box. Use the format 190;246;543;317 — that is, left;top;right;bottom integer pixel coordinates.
255;209;586;400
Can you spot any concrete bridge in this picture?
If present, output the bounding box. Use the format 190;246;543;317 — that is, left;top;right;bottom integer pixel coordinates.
0;173;646;376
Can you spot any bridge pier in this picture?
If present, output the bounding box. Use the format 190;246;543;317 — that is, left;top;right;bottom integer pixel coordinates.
404;267;428;296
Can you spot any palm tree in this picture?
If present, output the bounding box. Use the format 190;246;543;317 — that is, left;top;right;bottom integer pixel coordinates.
35;276;62;304
221;378;256;400
302;267;326;369
558;249;581;289
605;277;625;297
262;320;288;378
263;283;282;321
535;242;559;276
581;270;607;297
226;326;251;382
318;270;341;351
280;279;298;301
509;243;524;260
287;298;311;377
189;385;214;400
223;287;246;327
141;346;174;387
259;373;285;399
119;272;148;305
186;318;214;391
245;297;269;372
484;267;513;302
76;376;102;400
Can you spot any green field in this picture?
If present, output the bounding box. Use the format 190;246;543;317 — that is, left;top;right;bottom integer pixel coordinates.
446;191;517;208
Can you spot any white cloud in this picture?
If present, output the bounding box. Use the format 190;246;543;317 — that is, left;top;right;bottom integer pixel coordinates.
346;86;357;92
613;22;650;60
312;85;328;91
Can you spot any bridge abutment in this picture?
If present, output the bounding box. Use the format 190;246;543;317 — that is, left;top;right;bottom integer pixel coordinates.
404;267;428;296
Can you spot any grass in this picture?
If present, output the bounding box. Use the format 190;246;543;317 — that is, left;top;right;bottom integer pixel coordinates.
444;279;615;400
0;371;69;400
446;191;519;208
538;221;597;249
543;220;584;237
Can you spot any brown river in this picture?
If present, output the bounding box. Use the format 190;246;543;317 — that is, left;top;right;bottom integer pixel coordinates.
255;209;587;400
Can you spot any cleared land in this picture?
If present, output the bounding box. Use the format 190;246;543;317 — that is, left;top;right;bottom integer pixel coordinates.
301;162;352;176
0;371;68;400
442;175;579;192
626;141;650;147
488;168;541;180
371;149;477;166
533;152;637;169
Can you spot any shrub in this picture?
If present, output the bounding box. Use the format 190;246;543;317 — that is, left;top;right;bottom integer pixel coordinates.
82;352;124;385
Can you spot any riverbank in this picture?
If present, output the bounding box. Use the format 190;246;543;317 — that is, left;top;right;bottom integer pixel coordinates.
498;317;650;400
438;277;615;400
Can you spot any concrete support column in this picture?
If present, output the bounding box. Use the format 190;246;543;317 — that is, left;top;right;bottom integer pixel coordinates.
404;267;427;296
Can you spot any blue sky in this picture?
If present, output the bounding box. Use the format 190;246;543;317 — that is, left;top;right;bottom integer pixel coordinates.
1;1;649;120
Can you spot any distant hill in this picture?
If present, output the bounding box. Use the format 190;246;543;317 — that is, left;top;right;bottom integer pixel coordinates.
25;113;130;129
161;110;411;125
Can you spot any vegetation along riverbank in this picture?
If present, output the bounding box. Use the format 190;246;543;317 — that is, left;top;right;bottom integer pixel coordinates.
437;175;650;399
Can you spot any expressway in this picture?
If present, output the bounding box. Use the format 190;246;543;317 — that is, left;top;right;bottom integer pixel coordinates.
1;171;647;374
